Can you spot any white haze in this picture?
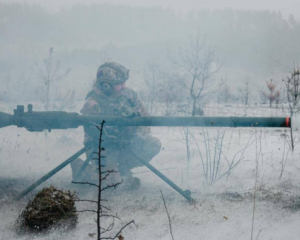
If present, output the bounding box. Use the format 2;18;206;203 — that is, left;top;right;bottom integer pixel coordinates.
2;0;300;18
1;1;300;240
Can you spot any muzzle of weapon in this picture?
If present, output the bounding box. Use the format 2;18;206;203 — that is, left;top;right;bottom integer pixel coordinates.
0;104;298;131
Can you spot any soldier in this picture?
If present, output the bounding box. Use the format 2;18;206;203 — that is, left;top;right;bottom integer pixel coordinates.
71;62;161;189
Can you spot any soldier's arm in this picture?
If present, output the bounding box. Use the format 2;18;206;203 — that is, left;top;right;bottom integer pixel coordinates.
81;97;121;145
125;88;149;117
80;97;101;115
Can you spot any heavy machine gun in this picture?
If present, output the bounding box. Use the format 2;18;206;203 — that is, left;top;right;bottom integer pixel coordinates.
0;104;295;202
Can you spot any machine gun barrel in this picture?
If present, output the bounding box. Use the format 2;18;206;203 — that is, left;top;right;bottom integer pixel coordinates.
89;116;289;128
0;104;292;131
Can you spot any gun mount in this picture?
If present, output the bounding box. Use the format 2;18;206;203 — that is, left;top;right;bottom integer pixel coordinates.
0;104;295;202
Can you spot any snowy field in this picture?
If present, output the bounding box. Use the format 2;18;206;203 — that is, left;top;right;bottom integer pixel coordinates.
1;102;300;240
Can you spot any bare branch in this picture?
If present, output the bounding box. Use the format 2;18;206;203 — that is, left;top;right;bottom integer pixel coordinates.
100;219;115;234
75;199;99;204
72;181;99;188
76;210;98;214
101;220;135;240
168;31;221;116
160;190;175;240
101;181;123;192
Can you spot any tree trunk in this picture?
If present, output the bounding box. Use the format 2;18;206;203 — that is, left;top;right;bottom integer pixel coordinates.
192;98;197;116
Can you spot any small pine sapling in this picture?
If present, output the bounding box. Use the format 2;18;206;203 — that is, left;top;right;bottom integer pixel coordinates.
73;120;134;240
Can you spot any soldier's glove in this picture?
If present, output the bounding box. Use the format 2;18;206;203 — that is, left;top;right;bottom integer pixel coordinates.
120;105;141;117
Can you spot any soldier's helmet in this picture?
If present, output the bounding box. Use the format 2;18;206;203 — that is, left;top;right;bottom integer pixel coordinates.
96;62;129;85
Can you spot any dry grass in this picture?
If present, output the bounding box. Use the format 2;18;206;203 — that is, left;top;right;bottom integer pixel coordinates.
16;186;78;234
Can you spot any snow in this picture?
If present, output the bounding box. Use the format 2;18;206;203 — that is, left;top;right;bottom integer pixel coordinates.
292;114;300;130
1;103;300;240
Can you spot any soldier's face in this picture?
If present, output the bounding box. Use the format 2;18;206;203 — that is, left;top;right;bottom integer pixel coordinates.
114;83;126;92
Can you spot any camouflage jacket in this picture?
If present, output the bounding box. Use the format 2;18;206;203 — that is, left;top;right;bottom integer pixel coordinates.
81;85;150;148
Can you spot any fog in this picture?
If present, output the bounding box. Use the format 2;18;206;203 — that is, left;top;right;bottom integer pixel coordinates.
1;1;300;239
2;0;300;17
1;1;300;106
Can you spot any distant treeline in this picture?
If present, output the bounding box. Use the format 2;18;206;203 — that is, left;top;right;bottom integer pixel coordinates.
0;3;300;104
1;4;300;73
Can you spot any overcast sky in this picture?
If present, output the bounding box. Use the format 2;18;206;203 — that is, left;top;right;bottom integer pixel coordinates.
2;0;300;18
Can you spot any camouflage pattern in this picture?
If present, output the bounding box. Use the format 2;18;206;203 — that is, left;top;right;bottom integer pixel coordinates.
80;81;161;176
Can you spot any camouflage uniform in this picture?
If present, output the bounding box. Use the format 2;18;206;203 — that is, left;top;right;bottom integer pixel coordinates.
73;62;161;182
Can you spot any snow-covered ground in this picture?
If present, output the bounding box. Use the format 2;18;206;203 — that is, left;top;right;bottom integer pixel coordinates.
1;103;300;240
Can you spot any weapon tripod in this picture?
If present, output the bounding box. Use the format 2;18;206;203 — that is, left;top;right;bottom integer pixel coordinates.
14;147;193;202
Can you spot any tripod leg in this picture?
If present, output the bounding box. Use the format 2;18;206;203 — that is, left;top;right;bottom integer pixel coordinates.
14;148;86;201
130;150;193;202
73;152;94;181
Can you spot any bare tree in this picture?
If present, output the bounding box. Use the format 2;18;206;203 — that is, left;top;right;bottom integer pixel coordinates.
282;65;300;151
36;48;70;110
142;63;186;116
142;62;162;115
218;84;232;104
238;77;251;105
168;32;221;116
158;72;185;116
283;66;300;116
52;90;76;111
73;121;134;240
262;79;280;108
259;91;268;104
160;190;174;240
168;32;221;179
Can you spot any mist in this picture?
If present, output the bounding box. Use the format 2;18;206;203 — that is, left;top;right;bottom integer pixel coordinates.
1;2;300;105
1;1;300;240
